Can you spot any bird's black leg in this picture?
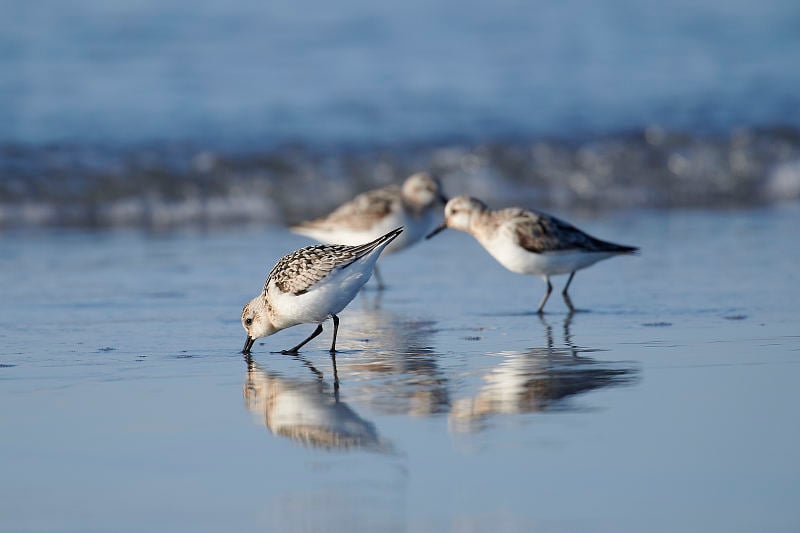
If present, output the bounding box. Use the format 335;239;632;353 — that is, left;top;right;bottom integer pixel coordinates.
537;277;553;314
281;324;323;354
562;271;576;312
329;314;340;353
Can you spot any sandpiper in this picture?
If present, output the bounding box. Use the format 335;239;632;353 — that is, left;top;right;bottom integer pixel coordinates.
291;172;446;288
427;196;638;313
241;227;403;355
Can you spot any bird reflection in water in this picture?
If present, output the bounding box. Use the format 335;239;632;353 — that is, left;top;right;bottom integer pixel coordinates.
335;297;450;416
243;355;390;452
449;314;638;433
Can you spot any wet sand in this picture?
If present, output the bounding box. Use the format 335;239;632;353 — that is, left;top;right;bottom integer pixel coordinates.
1;206;799;531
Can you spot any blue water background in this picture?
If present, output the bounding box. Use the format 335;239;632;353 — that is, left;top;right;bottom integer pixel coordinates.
3;0;800;146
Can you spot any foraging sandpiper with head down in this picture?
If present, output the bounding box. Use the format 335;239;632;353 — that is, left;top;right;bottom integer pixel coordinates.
427;196;638;313
241;227;403;355
291;172;447;288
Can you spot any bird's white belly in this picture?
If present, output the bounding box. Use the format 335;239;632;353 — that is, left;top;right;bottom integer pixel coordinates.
269;257;377;328
483;236;615;277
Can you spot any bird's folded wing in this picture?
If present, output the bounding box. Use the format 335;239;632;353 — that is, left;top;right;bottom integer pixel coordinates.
511;210;599;253
300;186;401;231
265;245;356;296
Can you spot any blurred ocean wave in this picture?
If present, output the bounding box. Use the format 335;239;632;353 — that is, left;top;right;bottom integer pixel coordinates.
3;127;800;228
3;0;800;226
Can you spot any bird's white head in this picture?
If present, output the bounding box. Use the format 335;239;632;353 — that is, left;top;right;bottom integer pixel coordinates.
426;195;487;239
401;172;447;210
443;195;487;231
241;297;277;354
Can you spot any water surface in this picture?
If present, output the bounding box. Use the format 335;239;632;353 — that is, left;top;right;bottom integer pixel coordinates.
1;207;799;531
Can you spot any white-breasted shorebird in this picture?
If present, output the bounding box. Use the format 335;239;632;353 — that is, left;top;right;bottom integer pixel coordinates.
241;227;403;354
427;196;638;313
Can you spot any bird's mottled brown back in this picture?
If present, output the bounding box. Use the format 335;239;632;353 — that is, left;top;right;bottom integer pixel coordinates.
303;186;401;231
506;208;624;253
263;227;403;296
265;245;357;296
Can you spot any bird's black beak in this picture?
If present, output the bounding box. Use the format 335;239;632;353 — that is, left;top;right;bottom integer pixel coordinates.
242;336;255;354
426;223;448;240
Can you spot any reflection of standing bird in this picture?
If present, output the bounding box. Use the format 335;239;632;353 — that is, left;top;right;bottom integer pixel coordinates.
449;350;636;433
291;172;447;289
449;315;638;433
241;228;402;355
427;196;638;313
243;358;388;451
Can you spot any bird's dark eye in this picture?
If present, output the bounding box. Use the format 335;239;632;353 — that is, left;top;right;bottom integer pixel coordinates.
245;318;253;326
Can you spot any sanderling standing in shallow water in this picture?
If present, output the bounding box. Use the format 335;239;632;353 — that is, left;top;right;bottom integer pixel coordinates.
291;172;447;289
427;196;638;313
241;227;403;355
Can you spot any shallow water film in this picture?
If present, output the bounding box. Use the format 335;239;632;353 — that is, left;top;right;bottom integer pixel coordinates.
2;207;799;532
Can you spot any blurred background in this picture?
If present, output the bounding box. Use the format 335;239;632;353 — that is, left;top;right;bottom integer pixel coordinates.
4;3;800;530
3;0;800;228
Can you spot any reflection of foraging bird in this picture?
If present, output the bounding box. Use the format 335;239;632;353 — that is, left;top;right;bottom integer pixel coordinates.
291;172;447;289
241;227;402;355
243;357;387;451
427;196;638;313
